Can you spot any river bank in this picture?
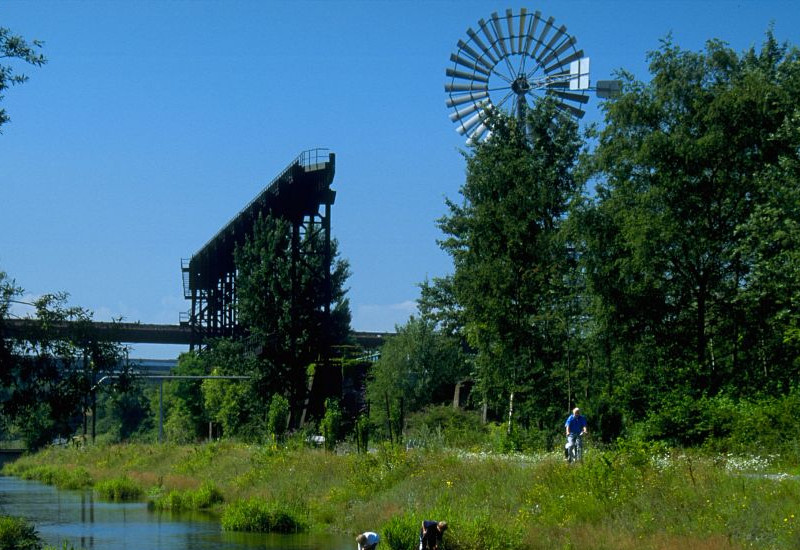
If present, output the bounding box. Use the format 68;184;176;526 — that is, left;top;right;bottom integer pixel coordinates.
0;475;353;550
3;441;798;549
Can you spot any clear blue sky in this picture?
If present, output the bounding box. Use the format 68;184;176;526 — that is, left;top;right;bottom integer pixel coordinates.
2;1;798;358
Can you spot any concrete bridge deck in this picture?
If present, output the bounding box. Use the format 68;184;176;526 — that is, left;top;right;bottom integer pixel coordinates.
3;318;390;349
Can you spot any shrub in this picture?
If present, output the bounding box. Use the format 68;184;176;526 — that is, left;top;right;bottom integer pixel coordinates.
220;498;306;533
381;513;419;550
320;398;342;452
405;405;487;449
149;482;223;511
93;477;143;501
449;515;525;550
267;394;290;440
0;515;41;550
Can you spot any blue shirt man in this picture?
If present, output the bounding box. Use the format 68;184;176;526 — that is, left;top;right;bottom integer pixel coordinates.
564;407;587;460
565;407;587;436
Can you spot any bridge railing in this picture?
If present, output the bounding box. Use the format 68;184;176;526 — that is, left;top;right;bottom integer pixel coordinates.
190;148;333;260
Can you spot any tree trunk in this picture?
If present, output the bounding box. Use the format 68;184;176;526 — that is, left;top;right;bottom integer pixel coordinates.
507;390;514;435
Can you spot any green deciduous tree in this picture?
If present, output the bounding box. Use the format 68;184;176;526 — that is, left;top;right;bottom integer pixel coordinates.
0;26;46;131
435;100;584;433
199;339;263;440
366;316;466;440
158;351;210;441
101;379;152;442
0;274;127;449
234;214;351;425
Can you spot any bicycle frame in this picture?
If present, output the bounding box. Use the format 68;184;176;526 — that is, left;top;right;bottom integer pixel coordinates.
566;433;583;463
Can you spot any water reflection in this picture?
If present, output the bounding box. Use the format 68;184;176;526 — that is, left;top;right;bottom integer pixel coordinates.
0;476;352;550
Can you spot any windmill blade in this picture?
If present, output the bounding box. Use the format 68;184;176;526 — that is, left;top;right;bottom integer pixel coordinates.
478;18;504;61
445;82;489;93
465;29;498;66
544;49;584;74
517;8;528;53
539;35;577;67
491;12;509;57
553;101;586;119
449;99;490;121
457;39;496;71
466;122;490;145
450;53;491;77
456;108;491;135
523;11;542;57
541;25;568;59
549;90;590;104
445;90;489;107
531;16;555;59
446;67;490;83
506;9;517;53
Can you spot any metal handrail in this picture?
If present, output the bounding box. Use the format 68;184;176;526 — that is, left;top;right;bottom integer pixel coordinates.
190;148;331;259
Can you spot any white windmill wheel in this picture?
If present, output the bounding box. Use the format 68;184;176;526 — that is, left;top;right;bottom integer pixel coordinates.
445;8;594;144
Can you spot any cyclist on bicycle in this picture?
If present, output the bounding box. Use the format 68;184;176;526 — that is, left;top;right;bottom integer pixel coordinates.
564;407;587;461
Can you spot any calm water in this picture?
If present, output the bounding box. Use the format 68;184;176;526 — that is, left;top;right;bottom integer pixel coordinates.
0;476;353;550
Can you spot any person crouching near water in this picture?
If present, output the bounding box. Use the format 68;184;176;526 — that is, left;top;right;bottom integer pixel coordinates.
356;531;380;550
419;520;447;550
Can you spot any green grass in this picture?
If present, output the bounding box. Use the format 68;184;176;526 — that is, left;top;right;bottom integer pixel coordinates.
3;440;798;548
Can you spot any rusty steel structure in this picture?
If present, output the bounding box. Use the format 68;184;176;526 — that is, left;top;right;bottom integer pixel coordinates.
181;149;336;347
